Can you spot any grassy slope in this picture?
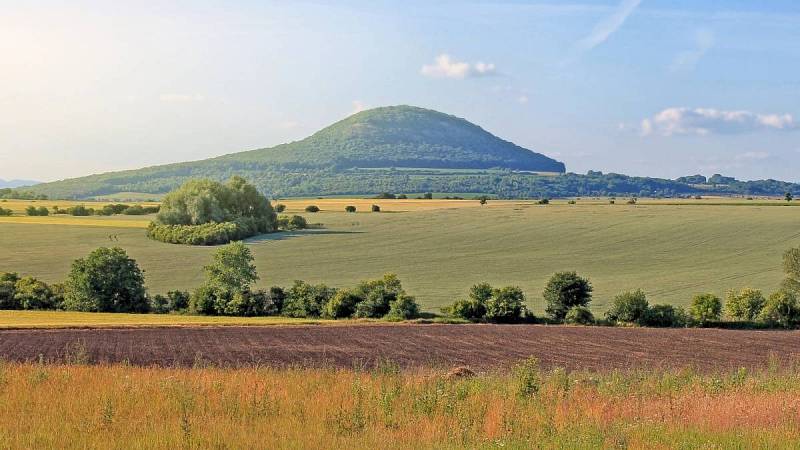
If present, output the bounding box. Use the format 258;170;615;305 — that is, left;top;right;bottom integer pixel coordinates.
1;200;798;313
1;363;799;448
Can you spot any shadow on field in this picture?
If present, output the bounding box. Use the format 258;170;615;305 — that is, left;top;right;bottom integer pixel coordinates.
246;230;365;243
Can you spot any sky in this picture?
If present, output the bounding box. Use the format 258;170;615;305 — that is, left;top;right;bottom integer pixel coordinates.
1;0;799;183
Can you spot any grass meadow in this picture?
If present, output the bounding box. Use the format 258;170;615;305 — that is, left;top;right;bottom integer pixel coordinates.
1;360;799;448
1;198;799;313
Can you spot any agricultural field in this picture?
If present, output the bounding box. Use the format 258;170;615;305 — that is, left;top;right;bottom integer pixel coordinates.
1;198;798;314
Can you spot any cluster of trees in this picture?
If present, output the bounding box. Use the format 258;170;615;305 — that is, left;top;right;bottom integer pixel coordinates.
0;243;420;320
0;188;46;200
23;203;160;217
445;283;528;323
149;177;278;245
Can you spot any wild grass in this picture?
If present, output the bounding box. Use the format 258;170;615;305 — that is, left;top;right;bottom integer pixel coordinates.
0;360;799;448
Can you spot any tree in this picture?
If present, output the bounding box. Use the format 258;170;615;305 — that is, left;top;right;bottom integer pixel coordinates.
63;247;148;313
641;304;688;327
14;276;56;310
371;204;381;212
689;293;722;325
786;192;793;202
305;205;320;213
485;286;526;323
725;288;765;321
324;289;361;318
274;204;286;213
758;290;800;328
543;272;593;321
282;280;336;318
423;192;433;199
564;306;594;325
354;273;404;318
387;294;420;320
0;272;20;309
345;205;357;213
448;282;492;320
605;289;649;324
191;242;259;315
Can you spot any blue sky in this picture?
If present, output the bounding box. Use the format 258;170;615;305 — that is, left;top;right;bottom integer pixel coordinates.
1;0;799;182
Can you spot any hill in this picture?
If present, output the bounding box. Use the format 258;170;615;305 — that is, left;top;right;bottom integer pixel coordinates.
0;179;39;188
25;106;565;199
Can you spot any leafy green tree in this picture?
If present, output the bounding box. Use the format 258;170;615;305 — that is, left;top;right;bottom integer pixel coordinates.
543;272;593;321
191;241;259;315
485;286;526;323
758;291;800;328
63;247;148;313
0;272;20;309
354;274;404;318
641;304;688;327
282;280;336;318
14;276;56;310
324;289;361;318
423;192;433;199
447;282;492;320
564;306;594;325
689;293;722;325
371;204;381;212
786;192;793;202
344;205;357;213
304;205;320;213
725;288;765;321
605;289;649;324
387;294;420;320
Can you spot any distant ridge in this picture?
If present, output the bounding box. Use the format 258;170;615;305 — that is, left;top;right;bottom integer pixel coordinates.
0;179;39;188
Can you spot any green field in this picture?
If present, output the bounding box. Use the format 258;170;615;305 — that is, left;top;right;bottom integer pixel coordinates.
1;201;798;313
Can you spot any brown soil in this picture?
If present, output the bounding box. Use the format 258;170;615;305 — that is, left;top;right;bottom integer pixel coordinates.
1;324;798;372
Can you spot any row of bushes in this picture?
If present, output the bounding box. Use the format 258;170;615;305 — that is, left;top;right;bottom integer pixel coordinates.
147;215;288;245
26;204;161;217
0;243;420;321
444;270;800;328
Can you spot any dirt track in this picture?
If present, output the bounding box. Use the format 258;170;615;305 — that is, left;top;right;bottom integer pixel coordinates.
1;324;799;372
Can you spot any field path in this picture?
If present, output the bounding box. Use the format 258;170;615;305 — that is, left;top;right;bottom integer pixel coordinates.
1;324;798;372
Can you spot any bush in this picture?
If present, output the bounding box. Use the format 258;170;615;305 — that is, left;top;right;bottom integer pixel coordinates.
122;205;147;215
374;193;396;199
63;247;148;313
0;272;20;309
25;206;49;216
66;205;92;216
166;290;191;311
190;242;259;315
758;291;800;328
305;205;320;213
277;215;307;230
423;192;433;199
0;207;12;216
689;293;722;325
725;288;765;321
387;294;420;320
371;205;381;212
282;280;336;318
543;272;593;321
353;274;404;318
605;289;649;324
324;289;361;318
149;294;170;314
147;219;266;245
344;205;357;213
537;198;549;205
641;304;688;327
274;204;286;213
485;286;526;323
13;276;57;310
564;306;594;325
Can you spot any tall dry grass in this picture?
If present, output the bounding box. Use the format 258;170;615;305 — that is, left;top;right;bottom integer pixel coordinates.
0;359;799;449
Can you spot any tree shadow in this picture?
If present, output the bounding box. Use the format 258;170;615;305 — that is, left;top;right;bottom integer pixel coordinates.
245;229;365;243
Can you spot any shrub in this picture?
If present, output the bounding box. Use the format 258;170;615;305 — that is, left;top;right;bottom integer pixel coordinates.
122;205;147;215
25;206;49;216
66;205;92;216
641;304;688;327
689;293;722;325
423;193;433;199
543;272;593;321
324;289;361;319
344;205;357;213
374;193;396;199
0;272;20;309
305;205;320;213
353;274;404;318
190;242;259;315
485;286;526;323
564;306;594;325
537;198;549;205
758;291;800;328
627;198;637;204
149;294;170;314
386;294;420;320
277;215;307;230
397;194;408;199
282;280;336;318
166;290;191;311
0;207;12;216
371;205;381;212
147;219;264;245
605;289;649;324
725;288;765;321
274;204;286;213
13;276;57;310
63;247;148;313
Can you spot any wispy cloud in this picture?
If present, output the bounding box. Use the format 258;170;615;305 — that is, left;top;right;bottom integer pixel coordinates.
641;107;797;136
575;0;642;52
159;94;205;103
670;29;714;72
421;54;497;79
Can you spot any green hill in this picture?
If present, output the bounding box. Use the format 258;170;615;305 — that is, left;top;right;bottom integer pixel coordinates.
26;106;565;199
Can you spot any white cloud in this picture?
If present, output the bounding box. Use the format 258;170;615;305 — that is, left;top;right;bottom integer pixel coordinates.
670;29;714;72
575;0;641;52
159;94;205;103
420;54;497;79
641;107;797;136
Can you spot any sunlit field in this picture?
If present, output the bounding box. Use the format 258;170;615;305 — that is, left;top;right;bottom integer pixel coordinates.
1;361;799;448
1;198;799;313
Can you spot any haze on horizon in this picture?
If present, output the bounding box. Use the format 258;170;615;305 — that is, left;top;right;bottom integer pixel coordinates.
1;0;799;183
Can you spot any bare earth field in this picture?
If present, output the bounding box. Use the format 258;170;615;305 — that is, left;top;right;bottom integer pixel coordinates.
1;324;798;372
